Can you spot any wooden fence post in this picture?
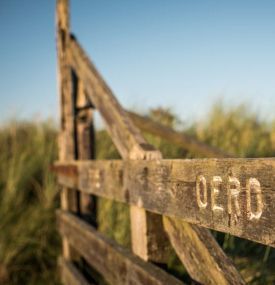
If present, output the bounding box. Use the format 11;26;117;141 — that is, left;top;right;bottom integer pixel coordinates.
74;77;97;225
56;0;79;260
129;149;171;263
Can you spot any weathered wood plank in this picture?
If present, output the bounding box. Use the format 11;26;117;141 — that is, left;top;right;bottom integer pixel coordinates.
59;258;92;285
57;210;185;285
127;111;232;158
75;76;97;226
56;0;79;261
130;206;171;262
54;158;275;247
126;158;275;248
129;149;171;262
163;217;245;285
56;0;75;161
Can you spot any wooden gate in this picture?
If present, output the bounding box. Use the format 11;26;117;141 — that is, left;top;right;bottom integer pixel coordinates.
54;1;274;284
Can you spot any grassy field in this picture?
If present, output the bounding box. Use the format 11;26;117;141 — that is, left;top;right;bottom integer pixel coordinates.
0;103;274;284
0;120;60;284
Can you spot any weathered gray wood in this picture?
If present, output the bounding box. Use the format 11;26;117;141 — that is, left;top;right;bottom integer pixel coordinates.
57;210;185;285
54;158;275;247
126;158;275;249
163;217;245;285
59;258;92;285
127;111;232;158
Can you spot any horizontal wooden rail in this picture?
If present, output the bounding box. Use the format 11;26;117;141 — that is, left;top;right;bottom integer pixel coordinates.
54;158;275;247
59;258;92;285
127;111;232;158
57;210;184;285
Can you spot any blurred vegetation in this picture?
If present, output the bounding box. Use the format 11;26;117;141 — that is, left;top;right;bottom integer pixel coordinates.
0;102;275;284
0;120;60;285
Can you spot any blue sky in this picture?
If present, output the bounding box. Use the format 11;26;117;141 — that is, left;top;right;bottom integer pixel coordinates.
1;0;275;123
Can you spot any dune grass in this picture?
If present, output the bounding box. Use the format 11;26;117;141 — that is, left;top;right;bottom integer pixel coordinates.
0;103;274;284
0;120;60;285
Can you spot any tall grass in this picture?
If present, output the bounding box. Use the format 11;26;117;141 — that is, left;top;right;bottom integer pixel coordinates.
195;103;275;158
0;102;274;284
0;120;60;285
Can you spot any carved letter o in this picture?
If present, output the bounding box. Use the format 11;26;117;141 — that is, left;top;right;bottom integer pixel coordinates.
196;175;207;209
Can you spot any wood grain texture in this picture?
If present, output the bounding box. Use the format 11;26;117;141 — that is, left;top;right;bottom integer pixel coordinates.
56;0;79;261
126;158;275;248
129;150;171;262
57;210;185;285
74;76;97;226
127;111;232;158
56;0;75;161
54;158;275;247
163;217;245;285
59;258;92;285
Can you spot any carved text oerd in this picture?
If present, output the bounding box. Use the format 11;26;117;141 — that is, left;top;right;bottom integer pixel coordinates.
196;175;263;221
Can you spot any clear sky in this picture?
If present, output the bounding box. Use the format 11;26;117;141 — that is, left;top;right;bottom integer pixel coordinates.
1;0;275;123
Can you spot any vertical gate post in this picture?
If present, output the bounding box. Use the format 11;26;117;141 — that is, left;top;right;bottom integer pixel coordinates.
56;0;79;260
129;148;171;263
74;78;97;226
